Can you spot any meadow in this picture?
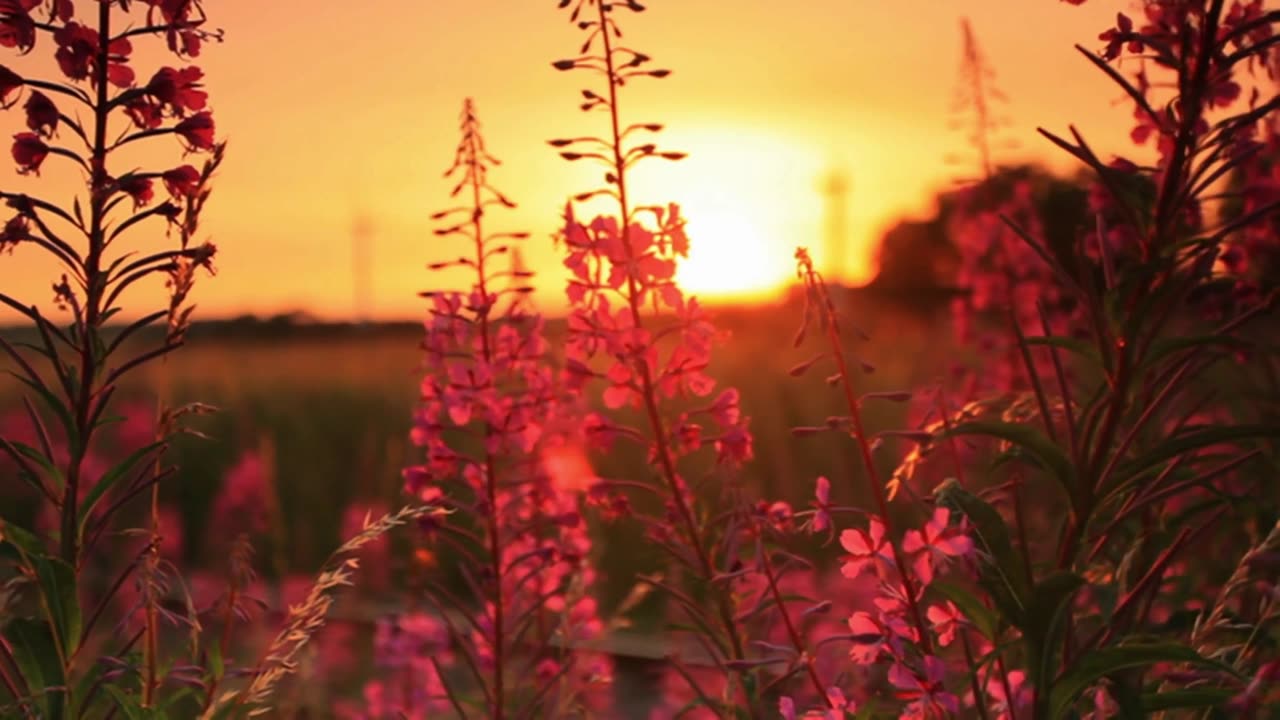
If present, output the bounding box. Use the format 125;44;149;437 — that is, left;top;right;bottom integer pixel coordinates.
2;296;954;715
0;295;949;574
2;1;1279;719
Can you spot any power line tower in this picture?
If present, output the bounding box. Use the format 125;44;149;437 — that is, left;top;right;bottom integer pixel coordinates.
821;169;850;283
351;212;374;325
506;244;535;312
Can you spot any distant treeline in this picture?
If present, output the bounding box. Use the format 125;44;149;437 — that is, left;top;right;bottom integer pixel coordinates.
869;160;1280;301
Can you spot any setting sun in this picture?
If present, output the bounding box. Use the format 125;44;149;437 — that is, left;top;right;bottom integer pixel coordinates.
676;209;792;300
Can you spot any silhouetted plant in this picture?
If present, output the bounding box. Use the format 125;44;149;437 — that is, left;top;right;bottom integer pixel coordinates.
0;1;225;715
394;99;608;719
548;2;843;717
882;1;1280;717
0;4;430;717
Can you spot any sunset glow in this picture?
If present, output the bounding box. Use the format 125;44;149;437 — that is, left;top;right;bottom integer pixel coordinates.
676;209;792;300
2;1;1277;716
0;1;1134;322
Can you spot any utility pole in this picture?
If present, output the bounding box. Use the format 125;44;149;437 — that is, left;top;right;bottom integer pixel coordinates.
506;244;534;312
821;169;850;283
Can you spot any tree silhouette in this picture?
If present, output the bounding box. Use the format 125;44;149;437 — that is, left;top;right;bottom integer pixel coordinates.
871;164;1106;295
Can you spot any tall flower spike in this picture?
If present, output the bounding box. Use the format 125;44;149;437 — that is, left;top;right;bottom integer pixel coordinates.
393;98;606;718
548;4;844;717
0;1;229;716
951;17;1015;181
789;248;961;717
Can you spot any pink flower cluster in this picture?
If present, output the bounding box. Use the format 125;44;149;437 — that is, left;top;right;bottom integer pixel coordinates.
393;99;606;714
948;177;1072;394
778;508;980;718
560;202;753;471
1;4;215;182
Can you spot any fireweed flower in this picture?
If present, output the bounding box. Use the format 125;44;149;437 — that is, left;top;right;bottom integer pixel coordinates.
925;600;966;648
395;99;605;716
162;163;201;198
53;21;135;86
211;448;271;539
140;0;215;57
144;65;206;115
0;0;230;714
909;4;1280;718
0;213;27;250
353;613;454;720
125;94;164;128
801;475;835;536
902;507;973;585
549;3;835;714
840;516;895;580
890;657;961;720
779;687;853;720
0;0;38;53
985;669;1032;720
10;129;46;172
174;109;214;150
21;87;54;135
118;174;154;208
847;609;916;665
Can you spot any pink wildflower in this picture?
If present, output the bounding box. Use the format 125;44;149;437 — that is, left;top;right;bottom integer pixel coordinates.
890;657;960;719
809;475;833;534
926;600;966;647
840;516;895;579
987;669;1033;720
902;507;973;585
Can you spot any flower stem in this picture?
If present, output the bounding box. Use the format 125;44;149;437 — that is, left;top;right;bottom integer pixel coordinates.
595;5;751;711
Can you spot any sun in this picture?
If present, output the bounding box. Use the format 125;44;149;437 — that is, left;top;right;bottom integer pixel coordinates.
675;208;792;301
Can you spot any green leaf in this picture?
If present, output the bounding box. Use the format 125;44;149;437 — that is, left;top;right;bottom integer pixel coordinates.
1;438;65;495
1111;680;1146;719
933;479;1032;625
9;372;80;457
208;640;225;682
78;441;165;539
1144;334;1255;369
0;517;46;559
945;421;1077;503
32;555;81;659
1049;643;1234;719
105;685;156;720
930;581;1000;640
4;617;65;719
1110;424;1280;491
160;686;197;714
1140;687;1234;712
1025;571;1085;699
72;655;108;717
1024;335;1101;364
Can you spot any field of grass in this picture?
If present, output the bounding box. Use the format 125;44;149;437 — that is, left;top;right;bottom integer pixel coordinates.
0;289;957;714
3;289;953;579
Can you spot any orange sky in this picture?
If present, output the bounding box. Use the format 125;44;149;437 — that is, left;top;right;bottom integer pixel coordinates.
0;1;1141;322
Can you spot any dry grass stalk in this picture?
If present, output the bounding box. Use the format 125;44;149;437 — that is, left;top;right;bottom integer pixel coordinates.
201;504;443;718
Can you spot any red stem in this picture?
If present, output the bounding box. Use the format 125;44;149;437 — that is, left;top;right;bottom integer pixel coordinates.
463;108;507;720
757;539;829;706
593;6;751;712
804;261;933;655
960;630;991;720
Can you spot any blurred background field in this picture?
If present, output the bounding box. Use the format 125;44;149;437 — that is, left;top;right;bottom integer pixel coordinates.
0;288;961;714
0;289;953;581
